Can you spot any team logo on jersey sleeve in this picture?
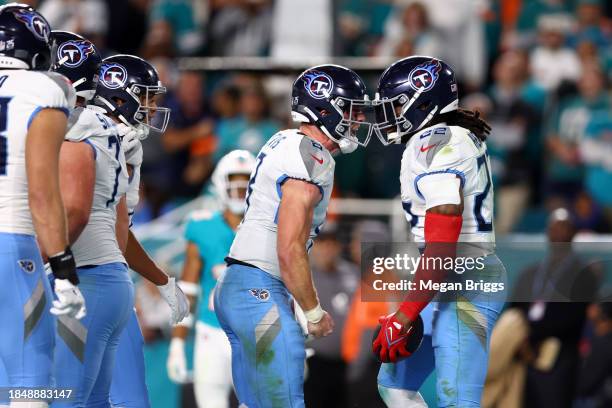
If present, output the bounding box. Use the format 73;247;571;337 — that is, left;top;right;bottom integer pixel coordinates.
57;40;94;68
303;71;334;99
100;63;127;89
13;10;49;41
408;60;441;92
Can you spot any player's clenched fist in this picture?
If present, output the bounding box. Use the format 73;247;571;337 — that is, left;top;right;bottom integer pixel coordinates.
372;312;424;363
306;310;335;338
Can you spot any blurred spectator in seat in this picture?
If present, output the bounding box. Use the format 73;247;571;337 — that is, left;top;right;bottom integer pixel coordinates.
39;0;109;50
106;0;149;56
336;0;392;56
510;208;600;408
568;0;611;50
571;191;609;233
376;1;442;59
215;82;279;160
143;71;215;212
481;51;540;234
512;0;571;49
209;0;272;57
400;0;485;90
530;14;581;92
304;225;358;408
545;62;609;205
343;221;391;408
211;83;242;121
577;301;612;407
143;0;206;58
271;0;331;58
579;111;612;226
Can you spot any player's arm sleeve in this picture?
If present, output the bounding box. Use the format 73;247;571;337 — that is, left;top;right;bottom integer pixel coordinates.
416;173;462;209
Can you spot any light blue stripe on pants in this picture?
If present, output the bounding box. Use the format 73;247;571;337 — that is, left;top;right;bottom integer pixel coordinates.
51;262;134;408
214;263;306;408
0;233;54;395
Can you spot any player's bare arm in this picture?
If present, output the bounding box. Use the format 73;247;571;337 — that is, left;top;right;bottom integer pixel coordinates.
116;196;129;253
26;108;71;256
277;178;334;338
58;141;95;244
124;229;170;286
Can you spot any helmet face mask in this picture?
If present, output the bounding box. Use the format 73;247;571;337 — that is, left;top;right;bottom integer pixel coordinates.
374;57;459;145
291;64;372;154
131;83;170;136
94;55;171;136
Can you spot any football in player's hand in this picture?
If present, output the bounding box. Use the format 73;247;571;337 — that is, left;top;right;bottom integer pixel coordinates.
372;314;424;363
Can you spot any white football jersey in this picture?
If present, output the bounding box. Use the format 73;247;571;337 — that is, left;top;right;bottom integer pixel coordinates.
0;70;74;235
123;141;143;227
401;124;495;245
229;129;335;278
65;106;129;267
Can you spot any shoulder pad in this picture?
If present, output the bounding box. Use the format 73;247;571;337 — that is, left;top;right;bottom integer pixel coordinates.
415;126;453;168
298;135;334;182
40;72;76;107
65;107;110;142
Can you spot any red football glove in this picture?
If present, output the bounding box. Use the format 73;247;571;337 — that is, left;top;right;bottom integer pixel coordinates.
372;313;424;363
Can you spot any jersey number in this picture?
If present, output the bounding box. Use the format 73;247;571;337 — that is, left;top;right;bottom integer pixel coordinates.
0;97;11;176
474;154;493;232
244;152;266;215
106;135;121;207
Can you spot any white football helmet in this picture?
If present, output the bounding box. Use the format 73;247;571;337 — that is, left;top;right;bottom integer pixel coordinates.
212;150;256;214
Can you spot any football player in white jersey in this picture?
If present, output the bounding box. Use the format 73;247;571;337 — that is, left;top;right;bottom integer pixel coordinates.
370;56;505;407
84;54;188;408
47;30;137;408
0;5;84;404
167;150;256;408
214;65;374;407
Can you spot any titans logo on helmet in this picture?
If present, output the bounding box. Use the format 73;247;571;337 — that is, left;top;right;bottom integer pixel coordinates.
57;40;94;68
408;60;441;93
13;10;49;42
303;71;334;100
100;63;127;89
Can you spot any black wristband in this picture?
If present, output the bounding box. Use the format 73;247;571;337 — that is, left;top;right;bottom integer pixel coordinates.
49;246;79;285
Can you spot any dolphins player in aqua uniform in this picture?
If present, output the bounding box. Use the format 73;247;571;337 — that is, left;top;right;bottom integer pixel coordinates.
0;6;84;405
215;65;374;407
86;54;189;408
371;56;505;407
166;150;256;408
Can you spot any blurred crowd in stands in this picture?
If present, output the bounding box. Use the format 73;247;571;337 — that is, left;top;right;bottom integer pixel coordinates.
12;0;612;235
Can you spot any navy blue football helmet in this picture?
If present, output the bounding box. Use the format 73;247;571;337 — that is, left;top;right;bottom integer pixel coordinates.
92;54;170;135
291;64;373;154
50;31;101;102
374;56;459;145
0;3;51;70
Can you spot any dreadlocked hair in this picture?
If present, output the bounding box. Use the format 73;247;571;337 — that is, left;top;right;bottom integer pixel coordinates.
430;108;491;141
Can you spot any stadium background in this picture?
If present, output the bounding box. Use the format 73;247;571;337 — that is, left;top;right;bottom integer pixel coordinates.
11;0;612;406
